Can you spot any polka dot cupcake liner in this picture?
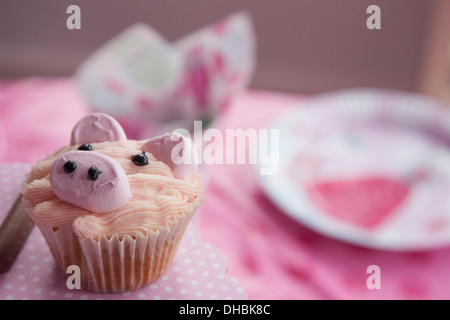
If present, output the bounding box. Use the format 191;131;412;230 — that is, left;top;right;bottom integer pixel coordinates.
0;163;247;300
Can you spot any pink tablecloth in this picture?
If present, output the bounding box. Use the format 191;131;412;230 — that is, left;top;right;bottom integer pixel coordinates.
1;77;450;299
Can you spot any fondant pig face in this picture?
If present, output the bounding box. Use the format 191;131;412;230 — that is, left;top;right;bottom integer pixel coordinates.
49;113;197;214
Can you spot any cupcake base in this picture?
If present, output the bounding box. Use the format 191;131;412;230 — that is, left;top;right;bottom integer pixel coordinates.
29;195;203;293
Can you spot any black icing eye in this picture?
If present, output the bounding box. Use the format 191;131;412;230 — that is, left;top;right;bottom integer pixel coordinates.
88;166;102;181
131;151;149;166
78;144;92;151
63;160;77;173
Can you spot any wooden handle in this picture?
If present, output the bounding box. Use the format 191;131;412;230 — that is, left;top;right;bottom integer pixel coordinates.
0;194;35;274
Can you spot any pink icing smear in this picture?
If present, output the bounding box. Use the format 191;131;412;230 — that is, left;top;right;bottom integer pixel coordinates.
307;176;409;229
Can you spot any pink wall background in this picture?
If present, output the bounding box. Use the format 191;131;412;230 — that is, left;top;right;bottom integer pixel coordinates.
0;0;447;95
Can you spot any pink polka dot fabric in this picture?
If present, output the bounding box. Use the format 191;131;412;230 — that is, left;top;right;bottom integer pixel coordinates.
0;163;247;300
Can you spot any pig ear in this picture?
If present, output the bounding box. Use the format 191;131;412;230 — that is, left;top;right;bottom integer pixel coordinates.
142;132;198;179
70;113;127;145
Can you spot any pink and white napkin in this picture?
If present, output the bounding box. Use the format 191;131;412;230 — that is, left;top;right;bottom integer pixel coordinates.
74;11;256;139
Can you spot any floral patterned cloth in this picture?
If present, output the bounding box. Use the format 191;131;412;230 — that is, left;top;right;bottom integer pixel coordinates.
75;11;255;140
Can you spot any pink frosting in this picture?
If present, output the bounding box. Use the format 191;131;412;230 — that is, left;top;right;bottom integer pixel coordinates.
23;139;203;240
70;113;127;145
142;133;198;179
22;113;204;239
49;151;131;213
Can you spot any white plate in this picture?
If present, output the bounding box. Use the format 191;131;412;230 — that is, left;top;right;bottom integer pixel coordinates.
258;89;450;251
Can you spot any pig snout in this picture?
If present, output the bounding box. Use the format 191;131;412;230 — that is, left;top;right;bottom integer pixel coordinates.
50;151;131;213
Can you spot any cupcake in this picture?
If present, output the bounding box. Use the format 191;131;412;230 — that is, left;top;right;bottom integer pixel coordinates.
22;113;204;293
